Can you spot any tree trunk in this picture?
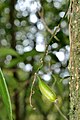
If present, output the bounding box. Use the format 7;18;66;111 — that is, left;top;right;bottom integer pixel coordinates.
69;0;80;119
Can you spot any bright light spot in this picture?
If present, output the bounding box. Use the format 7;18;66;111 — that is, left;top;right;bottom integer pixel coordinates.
6;23;11;29
29;13;38;23
15;4;20;11
22;10;28;17
16;31;26;40
51;62;61;74
53;0;63;1
16;12;22;18
61;21;67;28
60;69;70;78
52;26;60;33
16;0;41;13
37;21;44;30
45;55;51;62
21;20;26;26
16;31;22;40
6;55;12;61
38;70;44;75
24;46;32;52
59;11;65;18
17;0;28;11
59;48;65;52
36;33;44;43
23;39;29;46
27;32;34;40
42;74;51;81
30;1;38;12
14;19;20;26
62;28;69;36
65;45;70;61
51;62;61;69
29;40;34;48
18;62;25;69
29;1;41;13
36;44;45;52
52;43;58;49
21;34;26;40
48;45;51;51
55;51;65;61
16;44;24;54
65;45;70;52
54;68;61;74
30;26;37;34
54;2;61;9
36;1;41;11
57;0;64;2
1;39;7;46
65;51;70;60
25;64;33;72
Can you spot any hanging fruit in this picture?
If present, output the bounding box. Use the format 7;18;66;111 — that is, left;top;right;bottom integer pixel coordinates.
37;76;57;102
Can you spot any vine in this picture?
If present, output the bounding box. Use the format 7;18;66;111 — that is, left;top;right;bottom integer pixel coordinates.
29;1;69;119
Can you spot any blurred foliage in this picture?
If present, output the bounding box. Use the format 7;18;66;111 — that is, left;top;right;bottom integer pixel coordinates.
0;0;69;120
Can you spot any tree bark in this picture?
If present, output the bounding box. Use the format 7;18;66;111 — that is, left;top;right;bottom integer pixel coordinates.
69;0;80;120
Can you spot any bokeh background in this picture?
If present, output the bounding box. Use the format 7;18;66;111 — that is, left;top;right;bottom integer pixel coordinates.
0;0;69;120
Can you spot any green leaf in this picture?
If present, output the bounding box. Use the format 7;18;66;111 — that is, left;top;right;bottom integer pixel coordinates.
0;68;13;120
0;47;18;57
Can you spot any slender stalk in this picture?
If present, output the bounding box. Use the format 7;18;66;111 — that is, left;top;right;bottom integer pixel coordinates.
29;73;37;109
54;101;68;120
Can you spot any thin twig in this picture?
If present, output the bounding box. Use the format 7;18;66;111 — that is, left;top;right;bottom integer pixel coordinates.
54;101;68;120
29;73;37;110
38;9;54;35
38;3;69;41
40;13;60;41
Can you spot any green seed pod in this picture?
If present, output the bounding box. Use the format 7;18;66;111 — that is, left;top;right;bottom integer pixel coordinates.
38;76;57;102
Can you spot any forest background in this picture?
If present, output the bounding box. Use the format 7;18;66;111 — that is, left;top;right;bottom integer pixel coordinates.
0;0;70;120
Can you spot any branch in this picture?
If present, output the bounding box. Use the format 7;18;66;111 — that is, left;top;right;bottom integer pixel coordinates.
29;73;37;110
38;8;61;41
38;9;53;35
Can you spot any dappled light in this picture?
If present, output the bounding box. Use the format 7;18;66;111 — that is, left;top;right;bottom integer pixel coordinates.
0;0;70;120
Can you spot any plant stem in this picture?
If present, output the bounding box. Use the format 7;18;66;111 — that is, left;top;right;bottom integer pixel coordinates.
54;102;68;120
